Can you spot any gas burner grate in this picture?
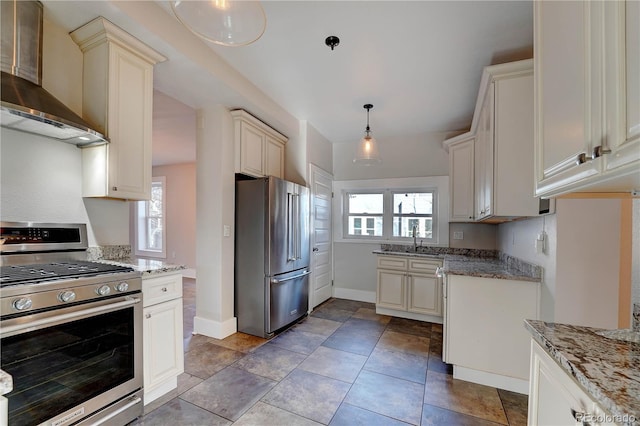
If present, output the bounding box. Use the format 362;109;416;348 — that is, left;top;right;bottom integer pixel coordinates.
0;261;134;286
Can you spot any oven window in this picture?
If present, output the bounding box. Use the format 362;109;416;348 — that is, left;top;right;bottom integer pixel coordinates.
1;308;135;426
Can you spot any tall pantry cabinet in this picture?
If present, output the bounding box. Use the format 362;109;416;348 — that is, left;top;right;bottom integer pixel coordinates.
71;18;166;200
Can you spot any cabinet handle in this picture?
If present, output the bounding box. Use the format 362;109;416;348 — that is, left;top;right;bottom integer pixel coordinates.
112;186;118;191
570;408;591;426
145;313;151;319
591;145;611;159
575;153;591;166
161;287;168;292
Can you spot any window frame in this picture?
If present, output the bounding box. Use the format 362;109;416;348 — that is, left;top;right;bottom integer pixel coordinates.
134;176;166;259
342;187;438;243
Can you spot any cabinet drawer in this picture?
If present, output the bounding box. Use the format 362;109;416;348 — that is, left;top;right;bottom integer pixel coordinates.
377;256;408;271
143;272;183;307
408;259;441;274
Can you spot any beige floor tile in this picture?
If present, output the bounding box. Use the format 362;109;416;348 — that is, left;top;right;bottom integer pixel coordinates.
376;329;430;358
498;389;529;426
423;371;508;425
351;308;392;325
234;401;322;426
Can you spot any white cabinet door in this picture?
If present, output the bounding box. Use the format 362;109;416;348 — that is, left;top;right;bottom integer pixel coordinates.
534;1;602;196
449;138;475;222
240;121;266;177
377;270;406;310
528;341;602;426
143;298;184;393
407;273;441;316
475;87;494;220
265;135;285;178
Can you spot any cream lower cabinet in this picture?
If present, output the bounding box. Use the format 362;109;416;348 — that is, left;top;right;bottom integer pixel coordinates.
231;109;287;179
528;340;615;426
376;256;442;321
142;272;184;405
444;274;539;394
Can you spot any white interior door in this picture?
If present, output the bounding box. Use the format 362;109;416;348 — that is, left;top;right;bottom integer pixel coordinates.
309;164;333;309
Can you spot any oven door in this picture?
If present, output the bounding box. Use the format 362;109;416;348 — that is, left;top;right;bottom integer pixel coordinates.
0;294;143;426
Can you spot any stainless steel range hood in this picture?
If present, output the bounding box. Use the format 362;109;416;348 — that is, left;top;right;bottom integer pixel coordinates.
0;0;107;147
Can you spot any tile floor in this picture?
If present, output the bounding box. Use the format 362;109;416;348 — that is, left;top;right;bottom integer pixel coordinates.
132;279;528;425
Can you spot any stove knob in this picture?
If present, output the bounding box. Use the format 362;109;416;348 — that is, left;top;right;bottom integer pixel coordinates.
116;282;129;292
58;290;76;303
13;297;33;311
96;285;111;296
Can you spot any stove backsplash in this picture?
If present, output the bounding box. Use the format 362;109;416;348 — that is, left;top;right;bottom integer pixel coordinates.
87;245;131;261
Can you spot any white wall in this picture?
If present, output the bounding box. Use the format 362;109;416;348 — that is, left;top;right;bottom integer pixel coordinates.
332;176;449;302
449;223;497;250
151;163;196;269
633;199;640;307
332;131;453;181
498;214;557;321
306;122;333;176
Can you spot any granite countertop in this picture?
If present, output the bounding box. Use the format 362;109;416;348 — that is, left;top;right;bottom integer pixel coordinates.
0;369;12;396
525;320;640;425
373;244;541;282
98;257;185;276
443;255;541;282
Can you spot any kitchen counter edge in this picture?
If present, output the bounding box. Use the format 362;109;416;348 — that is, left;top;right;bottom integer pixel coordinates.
97;258;186;276
524;319;640;425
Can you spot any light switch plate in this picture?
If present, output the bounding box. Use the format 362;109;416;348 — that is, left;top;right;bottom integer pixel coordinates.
453;231;464;240
223;225;230;237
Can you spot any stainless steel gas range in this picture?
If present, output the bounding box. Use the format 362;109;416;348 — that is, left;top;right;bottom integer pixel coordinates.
0;222;143;426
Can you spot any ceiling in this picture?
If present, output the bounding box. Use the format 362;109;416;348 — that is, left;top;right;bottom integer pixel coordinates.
43;1;533;166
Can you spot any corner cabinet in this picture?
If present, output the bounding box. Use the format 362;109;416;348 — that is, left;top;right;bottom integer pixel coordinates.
231;109;287;179
444;59;539;222
71;18;166;200
142;271;184;405
528;340;615;425
534;1;640;196
376;255;442;321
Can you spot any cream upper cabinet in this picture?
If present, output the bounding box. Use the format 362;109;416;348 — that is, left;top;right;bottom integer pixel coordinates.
534;1;640;196
231;109;287;179
448;136;475;222
71;18;166;200
444;59;538;222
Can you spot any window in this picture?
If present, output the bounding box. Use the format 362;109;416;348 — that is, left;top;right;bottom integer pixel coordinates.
135;176;166;258
343;189;437;242
345;192;383;238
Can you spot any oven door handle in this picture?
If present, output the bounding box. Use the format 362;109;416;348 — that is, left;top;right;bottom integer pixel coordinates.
1;296;141;336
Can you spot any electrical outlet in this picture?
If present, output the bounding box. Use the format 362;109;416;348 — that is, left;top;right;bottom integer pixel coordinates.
535;231;546;254
453;231;464;240
223;225;231;237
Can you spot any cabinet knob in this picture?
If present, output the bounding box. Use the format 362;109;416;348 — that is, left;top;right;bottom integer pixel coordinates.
591;145;611;159
575;153;589;166
161;287;168;292
570;408;592;426
112;186;118;191
145;313;151;319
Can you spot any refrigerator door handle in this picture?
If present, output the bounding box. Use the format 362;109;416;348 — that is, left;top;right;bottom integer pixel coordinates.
270;270;311;284
287;193;295;262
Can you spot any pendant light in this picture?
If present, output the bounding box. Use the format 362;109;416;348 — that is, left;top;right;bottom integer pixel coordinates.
170;0;266;47
353;104;382;165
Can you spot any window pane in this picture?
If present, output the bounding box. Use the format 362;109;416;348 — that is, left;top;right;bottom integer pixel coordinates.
393;192;433;215
149;183;163;217
146;217;163;250
348;193;383;214
347;215;383;236
393;217;433;238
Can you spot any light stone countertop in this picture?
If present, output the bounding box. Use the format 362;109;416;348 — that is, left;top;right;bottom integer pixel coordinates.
443;255;541;282
0;369;12;396
97;257;185;276
525;320;640;425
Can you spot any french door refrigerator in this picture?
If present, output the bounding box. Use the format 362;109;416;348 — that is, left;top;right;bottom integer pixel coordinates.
235;176;310;338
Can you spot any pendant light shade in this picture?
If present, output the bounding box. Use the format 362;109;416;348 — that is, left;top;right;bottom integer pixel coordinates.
353;104;382;165
170;0;266;47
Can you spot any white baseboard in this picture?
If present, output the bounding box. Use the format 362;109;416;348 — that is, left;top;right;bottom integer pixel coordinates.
332;288;376;303
194;315;237;339
453;365;529;395
375;307;443;324
144;377;177;406
181;268;197;279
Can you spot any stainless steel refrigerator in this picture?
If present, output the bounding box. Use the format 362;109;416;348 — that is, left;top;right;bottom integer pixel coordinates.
235;176;310;338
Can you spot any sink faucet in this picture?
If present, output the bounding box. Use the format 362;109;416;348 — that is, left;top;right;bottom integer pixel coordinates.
412;225;418;252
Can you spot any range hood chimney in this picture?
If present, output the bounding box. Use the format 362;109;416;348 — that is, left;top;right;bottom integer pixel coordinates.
0;0;107;147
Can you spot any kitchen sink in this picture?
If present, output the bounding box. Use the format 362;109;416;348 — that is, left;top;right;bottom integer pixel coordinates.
595;329;640;344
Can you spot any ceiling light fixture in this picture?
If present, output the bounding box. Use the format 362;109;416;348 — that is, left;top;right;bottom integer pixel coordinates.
353;104;382;165
170;0;266;47
325;36;340;50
